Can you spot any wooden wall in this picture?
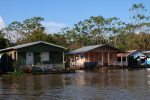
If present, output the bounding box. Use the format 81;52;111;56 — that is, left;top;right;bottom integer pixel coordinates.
70;45;120;67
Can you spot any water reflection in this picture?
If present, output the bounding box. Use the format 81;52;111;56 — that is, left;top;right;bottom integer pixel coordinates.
0;69;150;100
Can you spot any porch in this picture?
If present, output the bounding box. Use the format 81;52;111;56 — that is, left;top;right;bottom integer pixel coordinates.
70;52;128;68
17;51;64;65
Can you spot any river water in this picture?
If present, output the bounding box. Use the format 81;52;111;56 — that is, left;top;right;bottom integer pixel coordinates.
0;69;150;100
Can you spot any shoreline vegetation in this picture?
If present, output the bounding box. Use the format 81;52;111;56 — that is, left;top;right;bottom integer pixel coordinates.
1;65;149;77
0;64;76;76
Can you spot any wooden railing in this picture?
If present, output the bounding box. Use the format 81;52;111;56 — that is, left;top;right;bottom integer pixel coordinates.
70;61;128;67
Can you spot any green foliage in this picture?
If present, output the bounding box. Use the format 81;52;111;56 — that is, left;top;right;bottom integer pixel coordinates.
60;3;150;51
4;71;26;76
129;3;150;24
0;3;150;51
3;17;45;43
0;30;11;49
117;44;127;51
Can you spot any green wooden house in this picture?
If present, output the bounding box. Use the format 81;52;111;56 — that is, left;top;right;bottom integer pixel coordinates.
0;41;66;66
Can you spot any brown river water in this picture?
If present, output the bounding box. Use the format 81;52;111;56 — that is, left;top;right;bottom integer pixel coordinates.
0;68;150;100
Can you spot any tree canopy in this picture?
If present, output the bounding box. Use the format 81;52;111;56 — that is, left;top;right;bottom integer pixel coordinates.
0;3;150;51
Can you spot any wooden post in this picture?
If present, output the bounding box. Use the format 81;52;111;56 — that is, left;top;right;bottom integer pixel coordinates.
14;51;17;61
121;53;123;67
88;52;90;62
15;51;18;72
70;56;71;67
115;52;117;66
83;53;85;67
74;54;75;66
63;52;65;64
113;53;115;67
108;52;110;67
98;52;99;64
126;54;128;66
102;52;103;66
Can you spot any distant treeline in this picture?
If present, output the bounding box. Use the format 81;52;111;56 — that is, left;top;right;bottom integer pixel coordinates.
0;3;150;51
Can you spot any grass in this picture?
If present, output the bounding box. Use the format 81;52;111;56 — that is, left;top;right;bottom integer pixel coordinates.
3;70;26;76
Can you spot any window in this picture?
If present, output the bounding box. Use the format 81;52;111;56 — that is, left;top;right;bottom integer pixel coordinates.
79;54;84;59
117;57;126;62
41;52;49;61
28;53;31;56
123;57;126;61
117;57;121;61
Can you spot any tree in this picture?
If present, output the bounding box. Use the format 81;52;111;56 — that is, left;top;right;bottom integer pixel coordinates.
1;3;150;51
129;3;150;24
129;3;150;32
16;29;49;44
0;30;11;49
62;15;125;50
4;17;45;43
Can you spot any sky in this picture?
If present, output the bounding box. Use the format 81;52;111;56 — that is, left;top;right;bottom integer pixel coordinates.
0;0;150;33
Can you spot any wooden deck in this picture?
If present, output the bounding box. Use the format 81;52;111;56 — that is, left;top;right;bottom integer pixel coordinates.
32;70;76;74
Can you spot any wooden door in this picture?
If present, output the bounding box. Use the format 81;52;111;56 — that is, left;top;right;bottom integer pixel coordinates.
26;52;34;65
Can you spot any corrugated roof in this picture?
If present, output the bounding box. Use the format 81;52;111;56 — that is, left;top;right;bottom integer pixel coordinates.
117;50;137;57
0;41;66;52
117;50;145;57
127;50;138;56
142;50;150;53
142;51;150;57
69;45;105;54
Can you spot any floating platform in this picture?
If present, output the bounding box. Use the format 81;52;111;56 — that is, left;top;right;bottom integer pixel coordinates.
32;70;76;74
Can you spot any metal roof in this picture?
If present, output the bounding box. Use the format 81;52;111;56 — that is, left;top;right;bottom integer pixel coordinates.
69;45;105;54
142;51;150;57
126;50;138;56
142;50;150;54
0;41;66;52
117;50;137;57
117;50;146;57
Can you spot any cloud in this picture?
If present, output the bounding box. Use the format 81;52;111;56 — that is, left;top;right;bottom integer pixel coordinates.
0;16;5;30
42;21;67;33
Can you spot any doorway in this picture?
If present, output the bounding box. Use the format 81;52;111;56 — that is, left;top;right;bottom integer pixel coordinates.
26;52;34;64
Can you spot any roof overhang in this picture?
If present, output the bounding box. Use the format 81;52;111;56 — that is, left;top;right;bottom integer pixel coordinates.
0;41;67;53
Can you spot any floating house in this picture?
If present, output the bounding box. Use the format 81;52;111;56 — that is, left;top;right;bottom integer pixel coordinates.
117;50;146;67
142;50;150;57
0;41;66;66
142;50;150;65
69;45;121;68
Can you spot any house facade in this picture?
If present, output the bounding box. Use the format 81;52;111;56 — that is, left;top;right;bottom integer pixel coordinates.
69;45;121;68
117;50;146;67
0;41;66;66
142;50;150;65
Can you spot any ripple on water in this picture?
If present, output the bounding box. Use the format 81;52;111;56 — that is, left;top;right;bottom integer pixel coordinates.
0;69;150;100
